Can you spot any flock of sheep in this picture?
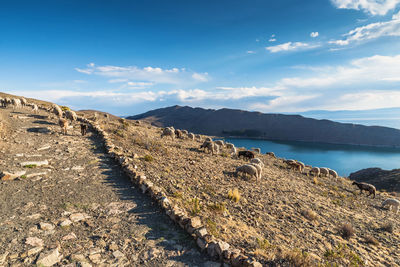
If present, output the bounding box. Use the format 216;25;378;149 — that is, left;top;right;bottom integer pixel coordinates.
160;125;400;214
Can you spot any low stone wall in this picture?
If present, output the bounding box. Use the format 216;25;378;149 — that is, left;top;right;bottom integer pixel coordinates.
41;104;262;267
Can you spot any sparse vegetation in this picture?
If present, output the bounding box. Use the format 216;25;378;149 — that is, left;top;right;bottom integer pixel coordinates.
340;223;355;240
284;249;312;267
189;197;202;215
364;235;379;245
228;188;241;202
143;154;154;162
24;164;37;168
381;222;394;233
301;209;318;221
208;202;227;213
60;105;70;111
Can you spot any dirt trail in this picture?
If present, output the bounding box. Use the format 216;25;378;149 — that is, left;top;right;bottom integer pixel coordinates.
0;106;212;266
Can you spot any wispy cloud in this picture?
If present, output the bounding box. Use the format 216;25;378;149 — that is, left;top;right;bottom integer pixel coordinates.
310;32;319;38
329;13;400;45
75;63;209;86
331;0;400;15
266;42;319;53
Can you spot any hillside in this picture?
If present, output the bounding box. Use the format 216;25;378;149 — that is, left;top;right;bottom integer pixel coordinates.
350;168;400;193
129;105;400;147
2;94;400;266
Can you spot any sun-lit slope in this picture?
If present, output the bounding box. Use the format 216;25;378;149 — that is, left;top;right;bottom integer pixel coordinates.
99;118;400;266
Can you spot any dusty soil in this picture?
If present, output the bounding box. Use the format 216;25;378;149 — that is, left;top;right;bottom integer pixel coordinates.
99;115;400;266
0;99;214;266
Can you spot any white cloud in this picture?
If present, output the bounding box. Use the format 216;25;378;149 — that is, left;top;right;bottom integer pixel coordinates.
246;50;256;54
266;42;319;53
269;38;276;42
330;15;400;45
75;63;209;85
331;0;400;15
310;32;319;38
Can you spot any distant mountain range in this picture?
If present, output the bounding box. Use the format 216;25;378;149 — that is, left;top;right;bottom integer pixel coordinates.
128;105;400;147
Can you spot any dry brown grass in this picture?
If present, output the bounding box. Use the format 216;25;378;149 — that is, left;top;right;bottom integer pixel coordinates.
301;209;318;221
228;188;241;203
340;223;355;240
364;235;379;246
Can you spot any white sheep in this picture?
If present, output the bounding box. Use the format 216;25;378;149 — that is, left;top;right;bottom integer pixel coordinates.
328;168;338;178
20;97;27;107
226;143;235;150
320;167;329;177
235;164;259;181
195;134;201;141
205;137;212;142
5;97;12;107
0;97;5;107
52;104;63;118
215;140;224;147
252;148;261;154
161;127;175;140
32;104;39;114
250;162;262;180
200;141;218;155
65;110;77;122
187;133;195;140
231;146;237;156
250;158;264;168
382;198;400;213
182;130;188;135
310;167;320;177
12;98;21;110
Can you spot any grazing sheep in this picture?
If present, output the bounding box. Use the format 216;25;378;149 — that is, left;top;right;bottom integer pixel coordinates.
182;130;188;135
200;141;218;155
32;104;39;114
205;137;212;142
266;152;276;158
58;118;68;135
328;169;338;178
215;140;224;147
226;143;235;150
352;181;376;198
252;148;261;154
65;110;77;123
320;167;329;177
297;161;305;171
80;123;88;136
382;198;400;213
175;129;183;139
0;97;5;107
238;150;255;160
235;164;259;181
161;127;175;140
231;146;237;156
309;167;320;177
52;104;63;118
5;97;12;107
20;97;27;107
187;133;195;140
250;162;263;180
288;161;303;172
250;158;264;168
11;98;21;109
195;134;202;141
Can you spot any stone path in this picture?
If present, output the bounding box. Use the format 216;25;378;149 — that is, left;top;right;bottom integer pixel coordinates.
0;107;214;266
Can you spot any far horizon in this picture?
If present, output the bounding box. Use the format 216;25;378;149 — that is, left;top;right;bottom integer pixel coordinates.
1;1;400;126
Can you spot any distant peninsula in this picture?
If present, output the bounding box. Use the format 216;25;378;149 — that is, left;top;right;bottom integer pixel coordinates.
128;105;400;147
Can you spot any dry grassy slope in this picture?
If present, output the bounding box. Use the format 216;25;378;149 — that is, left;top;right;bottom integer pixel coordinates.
100;118;400;266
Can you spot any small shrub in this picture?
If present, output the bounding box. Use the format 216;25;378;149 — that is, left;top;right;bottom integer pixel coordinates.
206;218;219;237
301;209;318;221
143;155;154;162
172;191;183;199
340;223;355;240
20;175;27;179
381;222;394;233
256;238;270;250
208;202;227;213
313;177;319;185
114;129;125;137
228;188;241;203
24;164;37;168
285;249;312;267
60;106;70;111
190;197;202;215
364;235;379;245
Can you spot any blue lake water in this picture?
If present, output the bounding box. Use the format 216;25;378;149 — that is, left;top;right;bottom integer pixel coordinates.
224;138;400;177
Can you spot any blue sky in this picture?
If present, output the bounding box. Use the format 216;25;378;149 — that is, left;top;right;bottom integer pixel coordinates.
1;0;400;118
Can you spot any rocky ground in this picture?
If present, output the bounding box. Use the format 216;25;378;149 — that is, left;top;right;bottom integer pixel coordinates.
99;114;400;266
0;102;215;266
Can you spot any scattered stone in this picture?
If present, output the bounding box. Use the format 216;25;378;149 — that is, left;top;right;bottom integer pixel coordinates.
108;242;118;251
26;172;47;178
88;253;101;264
39;222;55;231
70;254;86;262
112;250;125;259
106;202;136;215
69;213;91;222
26;237;44;247
0;252;9;265
62;232;77;241
59;219;73;227
71;166;84;171
27;213;42;220
27;246;44;256
0;170;26;181
36;248;62;266
37;145;51;151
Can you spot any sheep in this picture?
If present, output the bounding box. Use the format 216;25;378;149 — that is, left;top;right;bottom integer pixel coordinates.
215;140;224;147
320;167;329;177
252;148;261;154
297;161;305;172
32;104;39;114
65;110;77;123
5;97;12;107
187;133;195;140
214;143;221;154
352;181;376;198
250;158;264;168
250;162;263;180
58;118;68;135
0;97;5;107
175;129;183;139
195;134;202;141
161;127;175;140
226;143;235;150
80;123;88;136
231;146;237;156
381;198;400;213
20;97;27;107
309;167;320;177
11;98;21;110
52;104;63;118
266;152;276;158
328;169;338;178
238;150;255;160
235;164;259;181
200;141;218;155
288;161;303;172
205;137;212;142
182;130;188;135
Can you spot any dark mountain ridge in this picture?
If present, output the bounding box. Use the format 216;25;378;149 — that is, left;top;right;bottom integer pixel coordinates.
128;105;400;147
